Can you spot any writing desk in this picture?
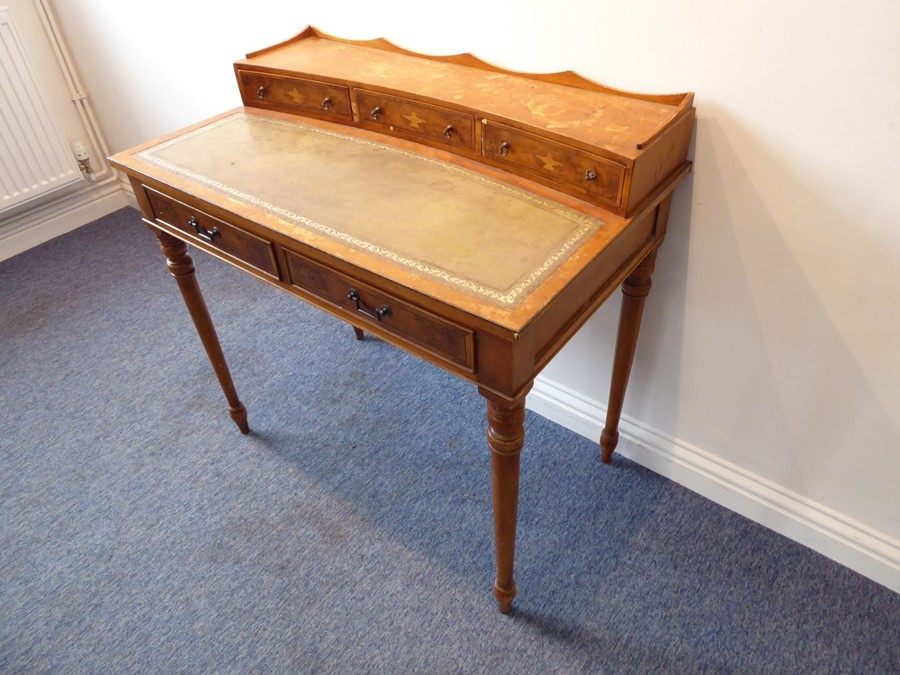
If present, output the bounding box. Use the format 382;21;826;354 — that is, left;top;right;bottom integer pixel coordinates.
110;28;694;613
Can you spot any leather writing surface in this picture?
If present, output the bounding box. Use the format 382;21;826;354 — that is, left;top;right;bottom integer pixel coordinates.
138;112;603;308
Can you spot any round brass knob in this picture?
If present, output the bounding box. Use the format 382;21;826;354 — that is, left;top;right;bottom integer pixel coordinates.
499;141;510;157
370;106;383;120
321;97;332;111
584;169;597;181
256;85;266;100
443;125;455;138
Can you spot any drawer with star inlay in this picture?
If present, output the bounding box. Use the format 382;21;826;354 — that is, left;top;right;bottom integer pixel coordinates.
237;70;352;121
482;121;625;209
355;89;475;151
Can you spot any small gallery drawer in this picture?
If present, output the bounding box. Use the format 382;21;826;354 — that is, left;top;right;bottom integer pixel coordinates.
144;186;279;279
356;89;475;151
237;69;352;120
482;122;624;207
284;249;475;372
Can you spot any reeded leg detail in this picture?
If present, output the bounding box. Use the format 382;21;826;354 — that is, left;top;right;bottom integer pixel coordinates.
479;387;528;614
600;249;658;463
152;227;250;434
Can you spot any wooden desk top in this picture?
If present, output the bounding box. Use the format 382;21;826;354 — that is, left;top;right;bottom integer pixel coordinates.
132;110;603;312
114;108;644;332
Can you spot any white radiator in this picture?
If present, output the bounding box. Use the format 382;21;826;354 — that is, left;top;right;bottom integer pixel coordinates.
0;7;81;217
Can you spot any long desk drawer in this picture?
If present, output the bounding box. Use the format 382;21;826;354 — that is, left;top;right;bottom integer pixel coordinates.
283;248;475;372
143;186;280;279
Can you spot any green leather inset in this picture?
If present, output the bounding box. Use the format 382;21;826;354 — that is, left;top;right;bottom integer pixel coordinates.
140;113;602;307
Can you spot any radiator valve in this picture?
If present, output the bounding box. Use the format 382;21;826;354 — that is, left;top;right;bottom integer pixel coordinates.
71;140;93;176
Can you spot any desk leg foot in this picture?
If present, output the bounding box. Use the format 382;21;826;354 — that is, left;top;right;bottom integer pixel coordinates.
152;228;250;434
480;388;527;614
599;428;618;464
353;326;365;341
229;403;250;435
600;249;657;464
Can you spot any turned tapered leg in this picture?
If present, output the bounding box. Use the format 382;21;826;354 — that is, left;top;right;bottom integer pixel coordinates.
152;228;249;434
352;326;365;341
600;249;658;463
479;387;528;614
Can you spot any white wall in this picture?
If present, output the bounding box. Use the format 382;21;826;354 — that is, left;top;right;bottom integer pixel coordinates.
53;0;900;589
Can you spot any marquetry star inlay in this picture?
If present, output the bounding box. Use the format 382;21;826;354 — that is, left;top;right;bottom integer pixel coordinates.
536;152;562;172
403;111;427;129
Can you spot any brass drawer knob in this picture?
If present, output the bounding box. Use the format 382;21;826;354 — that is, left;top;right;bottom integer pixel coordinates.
256;85;266;100
499;141;510;157
584;169;597;181
321;96;332;111
370;106;383;120
443;125;455;138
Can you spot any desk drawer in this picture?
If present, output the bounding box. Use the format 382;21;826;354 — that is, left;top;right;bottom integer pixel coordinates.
483;122;624;207
356;89;475;151
144;187;279;279
238;70;352;120
284;249;475;372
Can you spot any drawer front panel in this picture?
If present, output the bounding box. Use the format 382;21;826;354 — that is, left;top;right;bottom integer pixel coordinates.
284;249;475;372
144;186;279;279
483;122;624;206
238;70;352;120
356;89;475;151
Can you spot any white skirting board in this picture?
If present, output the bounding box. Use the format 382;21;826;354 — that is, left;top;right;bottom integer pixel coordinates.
0;180;128;262
527;375;900;594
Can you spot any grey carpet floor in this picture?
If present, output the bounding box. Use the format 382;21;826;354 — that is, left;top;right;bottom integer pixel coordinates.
1;208;898;673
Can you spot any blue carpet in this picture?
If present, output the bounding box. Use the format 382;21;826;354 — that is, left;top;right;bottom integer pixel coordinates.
1;208;898;673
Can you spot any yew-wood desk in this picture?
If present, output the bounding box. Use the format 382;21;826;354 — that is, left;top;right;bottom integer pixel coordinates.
110;28;694;613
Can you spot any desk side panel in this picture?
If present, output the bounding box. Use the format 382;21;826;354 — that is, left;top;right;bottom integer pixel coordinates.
626;108;695;215
524;204;660;376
